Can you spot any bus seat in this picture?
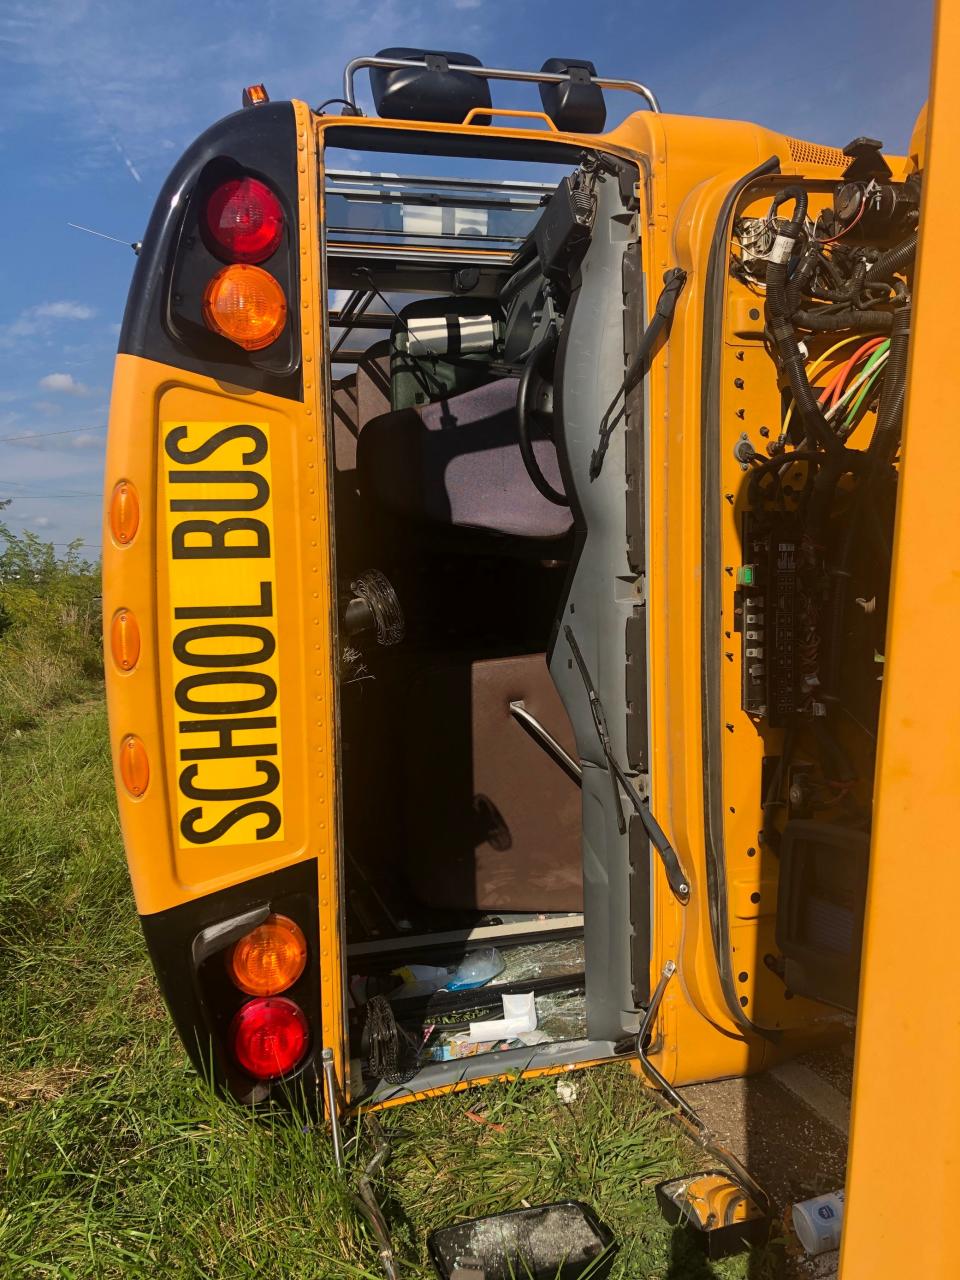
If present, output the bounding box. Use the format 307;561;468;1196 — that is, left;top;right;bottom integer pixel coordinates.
402;652;583;913
357;341;393;425
356;377;572;539
331;342;392;474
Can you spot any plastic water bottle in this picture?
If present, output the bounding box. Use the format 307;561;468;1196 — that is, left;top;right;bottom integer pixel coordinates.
445;947;505;991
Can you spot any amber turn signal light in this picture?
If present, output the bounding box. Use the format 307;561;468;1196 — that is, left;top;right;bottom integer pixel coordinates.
110;609;141;672
119;734;149;797
228;914;307;996
109;480;139;545
202;264;286;351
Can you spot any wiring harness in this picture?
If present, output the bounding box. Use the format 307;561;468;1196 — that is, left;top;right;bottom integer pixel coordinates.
740;182;915;827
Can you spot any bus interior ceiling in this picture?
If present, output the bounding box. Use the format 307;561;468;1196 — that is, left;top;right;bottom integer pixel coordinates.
321;140;633;1093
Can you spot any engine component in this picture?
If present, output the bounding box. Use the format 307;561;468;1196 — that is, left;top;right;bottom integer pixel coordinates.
342;570;405;646
830;177;920;241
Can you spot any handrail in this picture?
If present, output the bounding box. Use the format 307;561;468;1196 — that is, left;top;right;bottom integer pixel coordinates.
461;106;558;131
341;55;661;117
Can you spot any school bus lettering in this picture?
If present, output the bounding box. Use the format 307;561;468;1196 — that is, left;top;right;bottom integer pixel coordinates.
179;759;280;800
180;799;282;846
161;420;284;850
171;517;270;559
169;470;271;512
164;422;268;466
173;624;276;667
174;671;277;715
178;715;277;759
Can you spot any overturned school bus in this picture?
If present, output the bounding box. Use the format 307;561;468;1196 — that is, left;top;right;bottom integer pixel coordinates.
104;41;934;1177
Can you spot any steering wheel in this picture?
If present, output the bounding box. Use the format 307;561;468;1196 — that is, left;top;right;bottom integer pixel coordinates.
516;331;569;506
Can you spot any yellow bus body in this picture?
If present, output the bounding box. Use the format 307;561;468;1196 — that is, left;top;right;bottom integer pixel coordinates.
102;47;933;1187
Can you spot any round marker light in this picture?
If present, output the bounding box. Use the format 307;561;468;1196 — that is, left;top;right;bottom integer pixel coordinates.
204;176;283;263
231;997;309;1080
228;914;307;996
202;264;286;350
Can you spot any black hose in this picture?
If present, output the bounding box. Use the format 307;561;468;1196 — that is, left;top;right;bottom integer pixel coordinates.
792;307;894;333
804;448;868;545
516;330;568;506
761;728;796;851
765;188;843;453
810;260;867;304
747;450;824;505
864;232;918;286
785;242;822;313
868;305;912;470
771;184;808;237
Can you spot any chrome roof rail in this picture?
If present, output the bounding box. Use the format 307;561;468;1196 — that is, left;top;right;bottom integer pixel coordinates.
341;56;660;117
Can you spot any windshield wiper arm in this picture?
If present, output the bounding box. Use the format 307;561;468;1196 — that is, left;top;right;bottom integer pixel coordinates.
590;266;687;480
564;625;690;904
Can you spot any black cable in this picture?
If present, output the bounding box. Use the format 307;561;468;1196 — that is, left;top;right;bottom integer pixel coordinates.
314;97;361;116
863;232;918;286
792;307;894;333
746;450;825;505
760;728;795;851
764;189;843;454
868;305;912;472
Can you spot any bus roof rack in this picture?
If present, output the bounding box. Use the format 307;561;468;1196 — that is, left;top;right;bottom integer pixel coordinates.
340;53;660;120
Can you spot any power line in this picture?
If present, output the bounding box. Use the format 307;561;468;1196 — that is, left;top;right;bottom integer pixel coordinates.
1;492;102;499
2;480;102;496
0;427;106;445
35;541;102;548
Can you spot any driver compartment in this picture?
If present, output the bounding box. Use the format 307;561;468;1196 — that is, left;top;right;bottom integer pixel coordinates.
321;130;642;1100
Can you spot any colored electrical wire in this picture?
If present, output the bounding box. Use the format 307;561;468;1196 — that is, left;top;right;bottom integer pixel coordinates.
826;350;890;422
826;338;888;408
840;368;885;436
837;346;891;436
779;334;880;443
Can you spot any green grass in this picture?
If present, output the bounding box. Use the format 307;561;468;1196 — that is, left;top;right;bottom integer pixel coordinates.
0;690;780;1279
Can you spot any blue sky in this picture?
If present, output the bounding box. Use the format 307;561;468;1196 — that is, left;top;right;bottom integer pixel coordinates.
0;0;933;554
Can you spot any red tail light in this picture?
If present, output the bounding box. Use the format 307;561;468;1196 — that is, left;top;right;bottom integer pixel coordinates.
204;177;283;264
231;997;309;1080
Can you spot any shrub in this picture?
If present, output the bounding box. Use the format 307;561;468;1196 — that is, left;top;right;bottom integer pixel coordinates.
0;523;102;735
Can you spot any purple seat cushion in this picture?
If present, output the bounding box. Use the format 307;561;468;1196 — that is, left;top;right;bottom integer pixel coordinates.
356;377;573;539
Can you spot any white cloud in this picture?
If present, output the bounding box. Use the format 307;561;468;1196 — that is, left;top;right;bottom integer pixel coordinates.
32;302;95;322
38;372;93;396
68;432;104;450
0;300;97;347
452;0;482;7
32;515;52;528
